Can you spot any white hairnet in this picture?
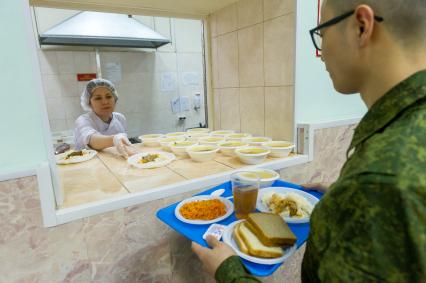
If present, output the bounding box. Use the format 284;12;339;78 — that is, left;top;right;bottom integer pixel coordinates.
80;78;118;112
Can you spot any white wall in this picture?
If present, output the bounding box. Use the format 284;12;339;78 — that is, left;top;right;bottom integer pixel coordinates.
0;1;50;174
35;8;206;139
294;0;367;124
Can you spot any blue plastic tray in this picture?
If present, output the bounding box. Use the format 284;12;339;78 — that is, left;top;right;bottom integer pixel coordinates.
156;180;323;277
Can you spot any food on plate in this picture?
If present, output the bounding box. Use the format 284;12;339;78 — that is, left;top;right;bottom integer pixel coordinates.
64;150;84;159
247;213;297;247
179;199;227;220
233;223;250;254
262;191;313;218
234;221;283;258
138;153;160;164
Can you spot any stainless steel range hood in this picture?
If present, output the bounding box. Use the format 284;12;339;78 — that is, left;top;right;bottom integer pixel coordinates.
39;11;170;49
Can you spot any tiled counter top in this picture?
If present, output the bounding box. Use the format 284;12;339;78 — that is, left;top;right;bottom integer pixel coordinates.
57;144;308;217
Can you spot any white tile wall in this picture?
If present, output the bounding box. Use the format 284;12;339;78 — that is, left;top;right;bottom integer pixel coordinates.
174;19;203;53
39;17;206;137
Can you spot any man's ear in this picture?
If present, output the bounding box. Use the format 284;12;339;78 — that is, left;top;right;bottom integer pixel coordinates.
354;5;376;47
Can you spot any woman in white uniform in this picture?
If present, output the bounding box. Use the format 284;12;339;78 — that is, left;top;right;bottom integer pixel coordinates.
74;78;136;157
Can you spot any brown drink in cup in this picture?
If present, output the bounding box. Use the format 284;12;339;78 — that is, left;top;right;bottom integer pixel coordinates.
231;171;260;219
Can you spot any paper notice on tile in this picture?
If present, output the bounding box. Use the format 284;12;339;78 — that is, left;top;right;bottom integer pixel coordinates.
104;62;122;83
182;72;200;86
170;97;181;113
161;72;177;92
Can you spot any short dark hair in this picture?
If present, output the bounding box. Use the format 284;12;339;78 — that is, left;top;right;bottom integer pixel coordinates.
326;0;426;46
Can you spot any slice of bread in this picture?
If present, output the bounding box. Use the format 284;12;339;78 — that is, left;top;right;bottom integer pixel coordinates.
233;223;249;255
238;221;283;258
247;213;297;247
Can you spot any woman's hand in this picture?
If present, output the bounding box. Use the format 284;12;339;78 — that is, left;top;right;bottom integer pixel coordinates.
301;182;332;193
191;235;236;277
113;133;137;158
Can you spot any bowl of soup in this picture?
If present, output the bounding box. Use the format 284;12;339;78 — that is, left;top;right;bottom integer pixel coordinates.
243;136;272;146
139;134;165;147
240;169;280;188
186;145;219;162
159;136;186;152
170;141;198;156
226;133;252;141
186;128;210;134
166;132;187;138
218;141;249;157
199;136;227;146
185;132;211;142
235;147;270;165
262;141;294;158
210;130;234;137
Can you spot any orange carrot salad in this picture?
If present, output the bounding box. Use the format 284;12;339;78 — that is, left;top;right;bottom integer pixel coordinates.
179;199;227;220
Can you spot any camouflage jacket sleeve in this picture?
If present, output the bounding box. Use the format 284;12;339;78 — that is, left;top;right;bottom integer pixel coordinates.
215;256;261;283
302;173;426;283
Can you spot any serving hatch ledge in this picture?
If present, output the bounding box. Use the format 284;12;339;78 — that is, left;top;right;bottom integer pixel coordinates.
55;154;309;225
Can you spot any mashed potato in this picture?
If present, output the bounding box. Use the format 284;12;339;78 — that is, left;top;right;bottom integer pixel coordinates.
262;191;313;218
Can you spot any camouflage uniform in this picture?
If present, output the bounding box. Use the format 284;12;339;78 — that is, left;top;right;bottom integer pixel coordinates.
216;70;426;283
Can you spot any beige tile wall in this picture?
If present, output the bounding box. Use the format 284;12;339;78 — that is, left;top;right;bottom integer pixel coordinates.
209;0;295;140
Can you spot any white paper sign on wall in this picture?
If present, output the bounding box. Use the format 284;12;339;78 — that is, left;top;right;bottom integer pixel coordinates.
161;72;177;92
170;97;181;113
182;72;200;86
104;62;122;83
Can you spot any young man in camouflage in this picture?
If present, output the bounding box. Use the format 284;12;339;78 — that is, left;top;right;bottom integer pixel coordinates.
192;0;426;282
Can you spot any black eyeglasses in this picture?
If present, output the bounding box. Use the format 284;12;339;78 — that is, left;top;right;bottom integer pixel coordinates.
309;10;384;51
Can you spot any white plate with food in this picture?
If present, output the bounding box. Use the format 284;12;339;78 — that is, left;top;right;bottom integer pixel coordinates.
56;149;97;165
127;151;175;169
175;195;234;225
256;187;319;223
223;219;297;265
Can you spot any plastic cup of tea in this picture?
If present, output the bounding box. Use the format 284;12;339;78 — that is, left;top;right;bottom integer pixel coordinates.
231;171;260;219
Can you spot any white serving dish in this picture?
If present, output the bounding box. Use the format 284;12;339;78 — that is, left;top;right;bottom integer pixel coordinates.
226;133;252;141
170;140;198;156
239;168;280;188
262;141;295;158
56;149;97;165
159;136;186;152
235;147;270;165
186;145;219;162
218;141;249;157
223;220;296;265
139;134;165;147
256;187;319;223
198;136;227;146
174;195;234;225
127;151;176;169
243;136;272;146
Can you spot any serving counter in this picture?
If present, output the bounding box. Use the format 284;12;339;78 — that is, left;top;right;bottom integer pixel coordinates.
57;143;307;209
